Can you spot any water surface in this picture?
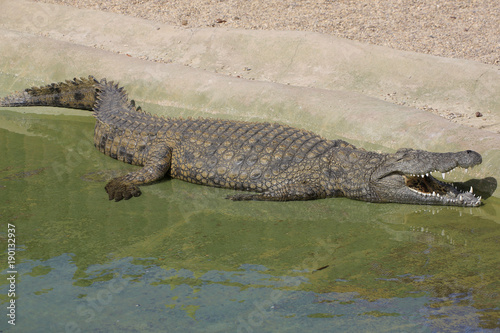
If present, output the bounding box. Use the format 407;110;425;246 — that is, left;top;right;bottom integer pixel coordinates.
0;111;498;332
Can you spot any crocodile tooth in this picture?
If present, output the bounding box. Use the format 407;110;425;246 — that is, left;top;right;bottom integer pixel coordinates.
470;186;473;193
459;195;463;201
432;191;436;196
442;173;445;179
426;173;429;176
465;168;468;173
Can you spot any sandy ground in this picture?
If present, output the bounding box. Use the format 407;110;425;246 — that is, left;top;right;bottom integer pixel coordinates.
34;0;499;66
28;0;500;132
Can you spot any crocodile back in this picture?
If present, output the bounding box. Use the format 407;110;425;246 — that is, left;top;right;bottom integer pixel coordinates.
166;117;335;192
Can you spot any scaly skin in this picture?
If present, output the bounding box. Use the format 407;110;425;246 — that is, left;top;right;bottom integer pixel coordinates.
0;76;483;206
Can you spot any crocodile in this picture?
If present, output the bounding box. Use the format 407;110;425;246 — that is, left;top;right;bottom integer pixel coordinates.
0;76;483;206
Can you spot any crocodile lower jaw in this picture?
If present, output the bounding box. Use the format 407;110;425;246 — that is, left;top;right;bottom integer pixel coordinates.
404;173;481;207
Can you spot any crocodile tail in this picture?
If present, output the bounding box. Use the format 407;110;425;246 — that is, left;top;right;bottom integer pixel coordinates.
93;79;150;122
0;76;100;111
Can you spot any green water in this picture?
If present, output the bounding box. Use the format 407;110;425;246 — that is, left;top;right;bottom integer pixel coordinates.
0;110;499;332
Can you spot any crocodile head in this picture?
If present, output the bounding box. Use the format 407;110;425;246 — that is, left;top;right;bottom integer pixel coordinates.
370;148;482;206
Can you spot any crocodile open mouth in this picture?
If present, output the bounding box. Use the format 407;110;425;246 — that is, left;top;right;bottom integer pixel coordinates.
405;174;449;196
403;169;482;206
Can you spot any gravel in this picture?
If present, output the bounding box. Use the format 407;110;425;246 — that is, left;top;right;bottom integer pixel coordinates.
33;0;499;65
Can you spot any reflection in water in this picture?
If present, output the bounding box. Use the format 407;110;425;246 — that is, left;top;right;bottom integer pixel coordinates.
0;111;499;331
5;255;434;332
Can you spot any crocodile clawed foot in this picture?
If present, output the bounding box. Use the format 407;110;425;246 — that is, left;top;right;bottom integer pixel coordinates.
105;181;142;202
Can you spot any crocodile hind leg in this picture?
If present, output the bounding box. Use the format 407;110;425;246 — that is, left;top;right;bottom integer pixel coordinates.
105;145;173;201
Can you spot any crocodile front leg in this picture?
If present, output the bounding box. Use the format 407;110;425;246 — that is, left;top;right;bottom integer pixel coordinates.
105;144;172;201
